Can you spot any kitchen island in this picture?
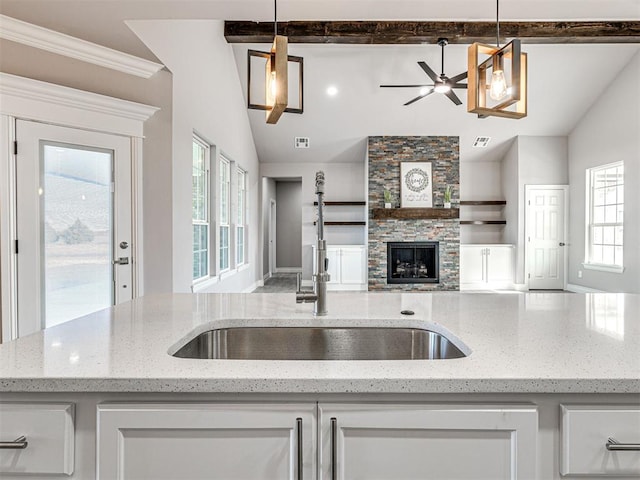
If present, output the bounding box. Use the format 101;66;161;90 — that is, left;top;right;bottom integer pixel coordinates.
1;292;639;479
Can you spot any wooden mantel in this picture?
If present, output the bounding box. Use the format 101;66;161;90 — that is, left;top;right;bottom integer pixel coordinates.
224;21;640;44
372;208;459;220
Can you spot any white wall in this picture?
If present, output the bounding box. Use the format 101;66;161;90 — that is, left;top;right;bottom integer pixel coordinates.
261;162;365;280
460;160;504;244
501;136;568;285
275;181;302;269
129;20;261;293
567;51;640;293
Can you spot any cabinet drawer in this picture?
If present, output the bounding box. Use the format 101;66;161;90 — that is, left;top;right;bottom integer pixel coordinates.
0;403;74;475
561;405;640;476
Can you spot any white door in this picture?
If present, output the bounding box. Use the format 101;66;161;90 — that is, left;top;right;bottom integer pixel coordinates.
526;186;567;290
269;199;276;276
319;404;537;480
15;120;132;337
97;403;316;480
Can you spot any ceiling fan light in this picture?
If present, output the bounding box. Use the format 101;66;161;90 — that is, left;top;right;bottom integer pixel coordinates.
434;84;450;94
419;86;432;96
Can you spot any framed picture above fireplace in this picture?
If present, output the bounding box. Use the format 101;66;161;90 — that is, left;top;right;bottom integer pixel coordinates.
401;162;433;207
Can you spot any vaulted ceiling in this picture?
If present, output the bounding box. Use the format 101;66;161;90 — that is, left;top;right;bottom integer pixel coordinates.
1;0;639;163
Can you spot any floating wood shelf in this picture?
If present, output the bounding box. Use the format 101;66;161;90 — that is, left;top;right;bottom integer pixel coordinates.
371;208;459;220
460;220;507;225
459;200;507;206
313;221;366;226
313;201;366;206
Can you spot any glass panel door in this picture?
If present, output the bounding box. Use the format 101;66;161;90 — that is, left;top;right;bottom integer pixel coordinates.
42;143;114;328
16;120;132;337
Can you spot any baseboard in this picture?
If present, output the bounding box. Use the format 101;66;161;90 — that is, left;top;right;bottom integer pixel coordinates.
275;267;302;274
241;281;261;293
263;272;272;282
566;283;605;293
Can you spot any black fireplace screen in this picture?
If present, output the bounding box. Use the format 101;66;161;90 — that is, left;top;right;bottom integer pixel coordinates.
387;242;439;284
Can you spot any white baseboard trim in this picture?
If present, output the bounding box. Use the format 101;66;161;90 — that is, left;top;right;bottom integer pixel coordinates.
566;283;606;293
242;281;261;293
513;283;529;292
263;272;272;282
275;267;302;274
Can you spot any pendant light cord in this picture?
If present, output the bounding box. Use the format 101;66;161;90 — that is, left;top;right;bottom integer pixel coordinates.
274;0;277;37
496;0;500;47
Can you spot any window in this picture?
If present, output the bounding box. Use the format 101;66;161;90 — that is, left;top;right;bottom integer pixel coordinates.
586;162;624;270
236;168;247;266
219;155;230;271
192;136;210;281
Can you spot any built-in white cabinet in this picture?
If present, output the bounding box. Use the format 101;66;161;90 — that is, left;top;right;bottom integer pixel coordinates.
314;244;367;290
0;403;75;475
97;403;317;479
319;403;538;480
460;244;514;288
561;404;640;476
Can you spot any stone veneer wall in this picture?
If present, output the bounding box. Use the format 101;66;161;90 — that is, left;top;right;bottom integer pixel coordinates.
368;136;460;291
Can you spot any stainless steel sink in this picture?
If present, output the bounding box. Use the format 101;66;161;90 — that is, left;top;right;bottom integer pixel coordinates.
172;327;466;360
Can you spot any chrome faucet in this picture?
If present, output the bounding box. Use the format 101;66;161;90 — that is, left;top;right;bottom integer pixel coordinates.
296;171;330;316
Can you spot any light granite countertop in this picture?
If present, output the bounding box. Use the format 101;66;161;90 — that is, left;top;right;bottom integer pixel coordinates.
0;292;638;394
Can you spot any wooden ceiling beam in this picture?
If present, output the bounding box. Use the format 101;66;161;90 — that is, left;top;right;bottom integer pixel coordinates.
224;21;640;44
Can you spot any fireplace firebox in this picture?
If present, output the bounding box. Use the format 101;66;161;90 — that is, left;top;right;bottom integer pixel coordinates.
387;242;439;284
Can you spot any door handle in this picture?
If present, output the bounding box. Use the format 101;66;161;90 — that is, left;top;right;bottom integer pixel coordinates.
559;242;566;247
113;257;129;265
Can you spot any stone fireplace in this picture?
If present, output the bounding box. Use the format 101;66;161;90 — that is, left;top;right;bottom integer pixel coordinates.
368;136;460;291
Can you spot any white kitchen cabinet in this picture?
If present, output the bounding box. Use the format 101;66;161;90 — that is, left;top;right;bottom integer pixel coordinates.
561;404;640;476
314;244;367;290
0;402;74;475
318;403;538;480
97;403;316;480
460;244;514;288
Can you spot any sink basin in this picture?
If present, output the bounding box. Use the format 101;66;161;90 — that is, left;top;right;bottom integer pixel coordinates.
172;327;466;360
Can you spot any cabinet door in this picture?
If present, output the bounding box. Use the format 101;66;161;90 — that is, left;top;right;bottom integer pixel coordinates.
339;248;366;285
97;403;316;480
319;404;537;480
460;246;485;284
486;246;514;283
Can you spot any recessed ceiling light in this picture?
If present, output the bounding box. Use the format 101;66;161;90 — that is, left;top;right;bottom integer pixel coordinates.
473;136;491;148
326;86;338;96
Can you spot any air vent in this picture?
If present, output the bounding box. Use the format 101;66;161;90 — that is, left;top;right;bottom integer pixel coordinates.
473;136;491;148
295;137;310;149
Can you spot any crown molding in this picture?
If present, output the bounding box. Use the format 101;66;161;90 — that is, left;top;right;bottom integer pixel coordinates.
0;73;160;137
0;14;164;78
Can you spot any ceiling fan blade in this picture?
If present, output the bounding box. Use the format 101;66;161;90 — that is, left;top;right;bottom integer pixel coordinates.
404;89;434;106
448;71;468;84
451;83;468;89
380;84;435;88
444;90;462;105
417;61;439;83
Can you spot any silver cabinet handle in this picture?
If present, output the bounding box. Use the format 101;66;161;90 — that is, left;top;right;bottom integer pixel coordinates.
559;242;566;246
296;418;303;480
331;417;337;480
606;437;640;451
0;435;28;449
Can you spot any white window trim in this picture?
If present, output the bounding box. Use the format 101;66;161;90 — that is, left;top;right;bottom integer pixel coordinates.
192;134;211;284
584;161;624;271
236;166;247;267
218;155;231;273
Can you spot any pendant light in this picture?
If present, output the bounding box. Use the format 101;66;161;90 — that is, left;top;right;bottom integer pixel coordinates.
467;0;528;119
246;0;304;123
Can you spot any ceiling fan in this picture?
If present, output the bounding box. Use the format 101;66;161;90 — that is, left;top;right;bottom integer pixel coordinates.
380;38;468;106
